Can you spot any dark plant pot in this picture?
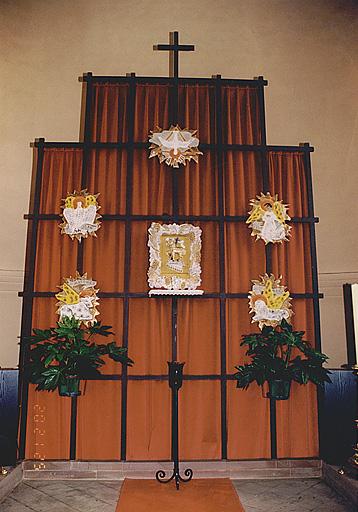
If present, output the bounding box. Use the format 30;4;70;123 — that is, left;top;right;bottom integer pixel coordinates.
267;380;291;400
58;376;81;397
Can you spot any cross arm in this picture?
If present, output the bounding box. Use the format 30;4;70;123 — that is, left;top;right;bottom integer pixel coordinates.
153;44;195;51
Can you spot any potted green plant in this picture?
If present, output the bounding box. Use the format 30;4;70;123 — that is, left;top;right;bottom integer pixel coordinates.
26;316;133;396
234;319;331;400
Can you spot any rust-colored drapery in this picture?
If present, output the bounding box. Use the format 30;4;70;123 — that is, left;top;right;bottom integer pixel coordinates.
25;80;318;461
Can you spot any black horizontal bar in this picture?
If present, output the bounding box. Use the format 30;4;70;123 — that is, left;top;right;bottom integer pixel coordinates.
129;374;226;381
18;291;324;299
78;74;268;86
153;44;195;51
30;140;314;152
23;373;237;382
24;213;319;224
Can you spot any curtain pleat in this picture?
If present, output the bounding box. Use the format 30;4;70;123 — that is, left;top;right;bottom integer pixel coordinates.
179;381;221;460
76;381;122;460
178;151;218;215
26;82;318;462
276;300;318;457
134;84;169;141
226;299;270;458
83;221;125;292
178;84;215;143
268;152;309;217
132;150;172;215
34;221;78;291
127;381;171;460
91;83;129;142
128;299;171;376
222;86;262;144
224;151;263;215
178;299;220;375
225;223;266;293
40;148;82;213
87;149;127;214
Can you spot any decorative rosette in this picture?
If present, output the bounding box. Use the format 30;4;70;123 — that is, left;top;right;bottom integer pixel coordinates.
246;193;291;244
55;273;99;326
249;274;293;329
60;190;101;241
149;125;202;168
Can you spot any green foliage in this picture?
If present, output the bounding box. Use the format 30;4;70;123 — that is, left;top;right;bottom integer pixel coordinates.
26;317;133;392
234;319;331;391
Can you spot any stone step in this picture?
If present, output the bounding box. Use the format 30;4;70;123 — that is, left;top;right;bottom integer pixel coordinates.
22;459;322;480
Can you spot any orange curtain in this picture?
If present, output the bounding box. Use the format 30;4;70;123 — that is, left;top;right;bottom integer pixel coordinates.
25;82;318;462
221;86;262;144
27;148;83;459
268;152;318;457
91;83;129;142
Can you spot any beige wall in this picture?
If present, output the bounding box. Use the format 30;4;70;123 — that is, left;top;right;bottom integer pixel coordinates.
1;0;357;367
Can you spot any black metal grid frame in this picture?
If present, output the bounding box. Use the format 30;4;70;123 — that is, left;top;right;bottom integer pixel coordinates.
18;72;322;463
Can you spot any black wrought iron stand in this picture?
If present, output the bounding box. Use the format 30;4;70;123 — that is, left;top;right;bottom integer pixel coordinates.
156;361;193;490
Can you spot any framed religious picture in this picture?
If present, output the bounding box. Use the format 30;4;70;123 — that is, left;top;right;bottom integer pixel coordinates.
147;222;203;295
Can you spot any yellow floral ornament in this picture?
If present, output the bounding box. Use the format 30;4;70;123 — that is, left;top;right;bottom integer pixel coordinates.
246;193;291;244
249;274;293;329
149;125;202;168
55;272;99;326
60;190;101;241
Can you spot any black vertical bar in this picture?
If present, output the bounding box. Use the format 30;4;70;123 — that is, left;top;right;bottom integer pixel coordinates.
257;78;277;460
18;139;45;459
343;284;357;366
77;72;93;274
302;145;322;351
121;74;136;461
169;31;179;79
171;43;180;363
213;74;228;460
69;396;77;460
302;144;324;457
172;386;179;462
68;73;94;461
171;45;179;220
172;297;178;361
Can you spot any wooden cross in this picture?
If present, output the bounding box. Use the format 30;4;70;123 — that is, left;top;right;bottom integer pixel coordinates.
153;31;195;78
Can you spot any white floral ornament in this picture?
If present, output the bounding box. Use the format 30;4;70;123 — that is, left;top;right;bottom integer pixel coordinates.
60;190;101;241
246;193;291;244
55;272;99;326
249;274;293;329
148;223;203;295
149;125;202;168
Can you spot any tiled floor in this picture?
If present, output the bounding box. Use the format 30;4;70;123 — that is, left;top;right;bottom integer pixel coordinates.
0;478;355;511
234;478;356;511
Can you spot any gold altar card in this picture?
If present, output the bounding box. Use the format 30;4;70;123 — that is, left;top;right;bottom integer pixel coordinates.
249;273;292;329
148;223;203;295
55;272;99;326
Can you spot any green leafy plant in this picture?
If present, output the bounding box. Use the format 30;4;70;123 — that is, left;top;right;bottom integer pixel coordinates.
234;319;330;394
26;316;133;393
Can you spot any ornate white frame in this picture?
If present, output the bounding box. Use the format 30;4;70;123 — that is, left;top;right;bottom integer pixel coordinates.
147;222;203;295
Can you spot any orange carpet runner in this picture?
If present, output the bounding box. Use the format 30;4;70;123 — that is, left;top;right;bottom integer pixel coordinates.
116;478;245;511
